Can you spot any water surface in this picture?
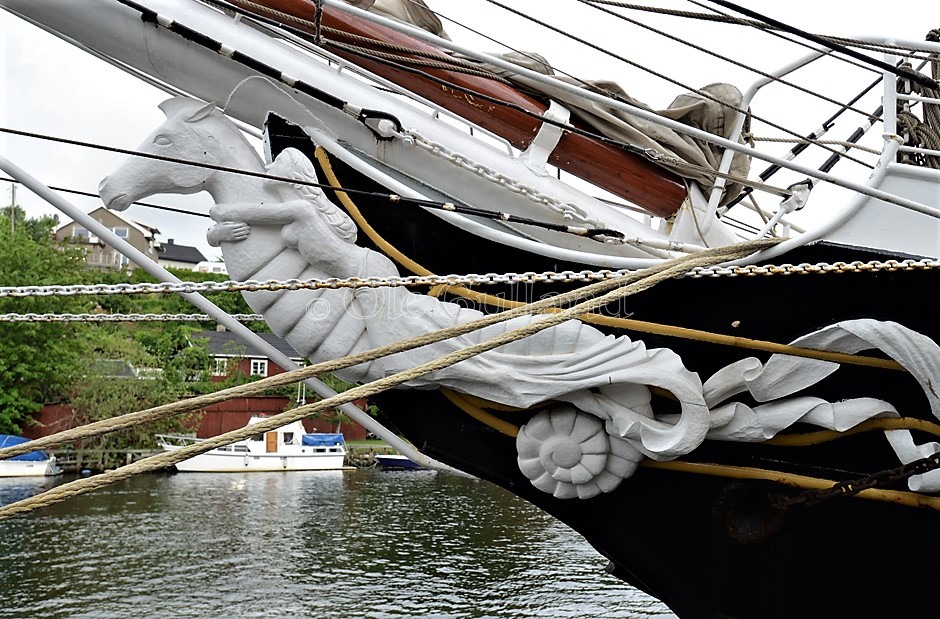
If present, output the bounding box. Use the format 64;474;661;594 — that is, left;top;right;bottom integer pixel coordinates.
0;470;675;618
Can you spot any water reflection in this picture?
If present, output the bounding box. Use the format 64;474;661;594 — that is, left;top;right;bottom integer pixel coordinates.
0;471;675;618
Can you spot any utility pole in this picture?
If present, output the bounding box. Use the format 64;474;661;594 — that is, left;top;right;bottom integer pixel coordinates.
8;184;14;235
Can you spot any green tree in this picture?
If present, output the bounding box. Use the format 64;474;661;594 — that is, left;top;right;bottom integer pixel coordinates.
1;202;59;243
0;211;91;434
163;266;269;332
67;331;203;467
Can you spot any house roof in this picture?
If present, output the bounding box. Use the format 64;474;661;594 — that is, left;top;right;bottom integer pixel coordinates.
160;239;207;264
192;330;304;360
55;206;160;240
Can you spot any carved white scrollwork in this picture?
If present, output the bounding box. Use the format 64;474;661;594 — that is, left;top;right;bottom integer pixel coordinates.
516;407;642;499
100;98;940;501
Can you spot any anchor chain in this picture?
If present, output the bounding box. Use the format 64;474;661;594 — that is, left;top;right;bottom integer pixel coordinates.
395;126;604;227
0;313;264;323
770;451;940;510
2;258;939;299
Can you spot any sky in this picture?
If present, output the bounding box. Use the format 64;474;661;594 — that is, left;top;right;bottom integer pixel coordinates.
0;0;934;262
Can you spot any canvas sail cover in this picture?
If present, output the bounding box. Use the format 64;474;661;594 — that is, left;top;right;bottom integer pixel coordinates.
301;433;345;446
486;51;752;206
352;0;751;206
0;435;49;462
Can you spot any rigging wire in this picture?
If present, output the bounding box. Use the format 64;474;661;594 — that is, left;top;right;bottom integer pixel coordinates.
576;0;880;120
421;0;932;181
720;77;886;211
0;176;209;218
394;0;940;208
702;0;940;91
316;39;794;198
216;0;866;187
586;1;933;63
10;0;919;237
0;127;624;243
684;0;898;76
469;0;873;169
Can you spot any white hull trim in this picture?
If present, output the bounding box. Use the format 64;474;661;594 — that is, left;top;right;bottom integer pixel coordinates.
0;460;60;477
160;444;345;472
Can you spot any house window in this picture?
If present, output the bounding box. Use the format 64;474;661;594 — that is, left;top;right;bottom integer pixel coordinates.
213;358;229;376
72;227;91;240
112;227;129;239
249;359;268;376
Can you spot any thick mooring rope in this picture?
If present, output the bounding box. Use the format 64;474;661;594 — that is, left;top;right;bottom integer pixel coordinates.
0;239;777;520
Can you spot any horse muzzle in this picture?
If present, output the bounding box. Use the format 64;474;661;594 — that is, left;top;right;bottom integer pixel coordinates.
97;176;133;211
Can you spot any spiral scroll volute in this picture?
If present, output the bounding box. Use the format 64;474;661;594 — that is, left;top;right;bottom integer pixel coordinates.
516;406;643;499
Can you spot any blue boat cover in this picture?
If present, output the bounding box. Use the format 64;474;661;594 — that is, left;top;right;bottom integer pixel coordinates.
0;434;49;461
301;433;344;447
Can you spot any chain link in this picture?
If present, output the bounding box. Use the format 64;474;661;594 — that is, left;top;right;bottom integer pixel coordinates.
771;451;940;510
397;127;604;227
0;313;264;323
685;257;940;278
2;258;938;299
0;271;618;298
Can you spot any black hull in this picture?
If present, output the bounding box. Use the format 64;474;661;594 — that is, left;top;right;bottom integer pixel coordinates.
377;388;938;619
268;119;940;618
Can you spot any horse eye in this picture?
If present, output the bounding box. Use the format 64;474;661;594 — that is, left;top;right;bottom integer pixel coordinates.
153;135;172;146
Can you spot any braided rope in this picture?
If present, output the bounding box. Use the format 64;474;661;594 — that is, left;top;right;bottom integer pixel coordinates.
0;238;776;461
898;37;940;168
3;257;938;300
328;39;510;82
0;239;777;520
749;136;881;155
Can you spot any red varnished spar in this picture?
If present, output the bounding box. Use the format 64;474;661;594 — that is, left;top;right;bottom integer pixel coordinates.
230;0;687;217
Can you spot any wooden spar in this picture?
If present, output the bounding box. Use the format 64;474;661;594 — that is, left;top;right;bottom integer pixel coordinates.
228;0;687;217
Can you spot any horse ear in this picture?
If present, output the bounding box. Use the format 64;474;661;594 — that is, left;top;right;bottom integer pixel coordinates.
185;101;219;124
158;96;200;118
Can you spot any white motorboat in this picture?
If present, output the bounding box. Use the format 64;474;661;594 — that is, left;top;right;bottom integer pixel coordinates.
155;416;346;472
0;435;61;477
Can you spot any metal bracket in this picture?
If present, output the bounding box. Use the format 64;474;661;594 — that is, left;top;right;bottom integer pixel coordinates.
519;100;570;175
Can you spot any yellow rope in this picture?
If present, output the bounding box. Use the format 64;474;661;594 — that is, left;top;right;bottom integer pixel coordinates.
643;460;940;510
442;395;940;510
6;149;919;519
0;234;774;519
426;388;940;510
315;149;903;373
765;417;940;446
442;389;532;413
0;252;667;461
441;389;521;438
313;149;940;511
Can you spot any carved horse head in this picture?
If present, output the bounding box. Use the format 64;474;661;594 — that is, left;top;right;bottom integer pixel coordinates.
98;97;265;211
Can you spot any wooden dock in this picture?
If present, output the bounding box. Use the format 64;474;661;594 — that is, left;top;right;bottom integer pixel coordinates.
344;443;398;468
50;448;162;473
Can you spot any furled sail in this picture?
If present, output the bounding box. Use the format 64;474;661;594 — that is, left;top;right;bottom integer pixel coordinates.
353;0;751;205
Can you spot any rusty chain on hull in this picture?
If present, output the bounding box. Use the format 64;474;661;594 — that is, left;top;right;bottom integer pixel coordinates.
770;450;940;509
